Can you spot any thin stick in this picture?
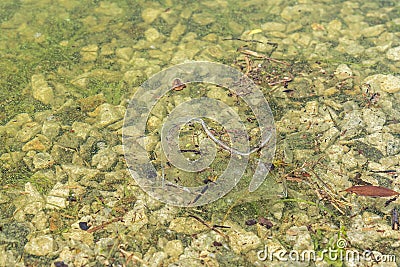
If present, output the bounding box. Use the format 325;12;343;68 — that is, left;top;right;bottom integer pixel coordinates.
188;214;229;240
238;48;291;66
192;118;271;156
87;217;124;233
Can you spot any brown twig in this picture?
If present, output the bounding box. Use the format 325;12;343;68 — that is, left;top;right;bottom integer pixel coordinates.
87;216;124;233
188;214;230;240
238;48;291;66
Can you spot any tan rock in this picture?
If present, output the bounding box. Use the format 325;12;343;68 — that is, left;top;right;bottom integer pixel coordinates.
164;240;183;258
142;8;161;24
31;74;54;105
145;28;161;42
364;74;400;93
387;46;400;61
25;235;54;256
22;134;51;152
225;220;261;254
80;44;98;62
169;217;208;234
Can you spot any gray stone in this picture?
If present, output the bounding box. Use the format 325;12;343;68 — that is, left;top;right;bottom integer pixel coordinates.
51;144;74;164
164;240;183;258
32;152;54;169
100;42;115;56
145;28;161;42
336;37;364;56
123;70;143;86
94;1;122;16
228;20;244;35
5;113;32;128
15;182;45;217
146;116;162;132
387;139;400;156
170;23;186;41
375;32;394;52
71;122;92;140
61;164;100;182
360;25;385;37
180;8;192;19
225;221;261;254
22;151;36;171
380;75;400;93
0;151;25;169
115;47;133;61
205;45;225;59
46;182;69;209
141;8;162;24
319;127;340;151
326;19;342;39
334;64;353;80
57;132;80;149
149;206;178;225
148;251;166;267
261;22;286;32
88;103;125;128
339;110;364;139
364;74;400;93
80;44;98;62
362;108;386;133
15;122;41;142
31;211;48;231
0;192;10;204
42;121;61;140
123;200;148;233
192;12;215;26
95;238;115;259
281;5;313;21
387;46;400;61
169;217;208;234
91;148;117;170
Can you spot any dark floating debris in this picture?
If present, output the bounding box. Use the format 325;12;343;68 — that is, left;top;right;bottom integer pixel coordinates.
245;219;257;226
282;89;295;93
171;78;186;91
258;217;273;229
213;241;223;247
54;261;68;267
385;196;398;207
343;185;400;197
79;222;90;231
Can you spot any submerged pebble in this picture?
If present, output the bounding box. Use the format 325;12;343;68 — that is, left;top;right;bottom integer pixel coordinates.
1;0;400;265
31;74;54;105
24;235;54;256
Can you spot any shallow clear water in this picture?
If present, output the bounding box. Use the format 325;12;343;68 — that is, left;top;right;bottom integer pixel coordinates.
1;0;400;266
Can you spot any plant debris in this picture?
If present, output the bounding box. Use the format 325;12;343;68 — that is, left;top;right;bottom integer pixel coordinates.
343;185;400;197
245;219;257;226
258;217;273;229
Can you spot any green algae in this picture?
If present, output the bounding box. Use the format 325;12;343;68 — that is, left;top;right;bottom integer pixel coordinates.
0;0;399;265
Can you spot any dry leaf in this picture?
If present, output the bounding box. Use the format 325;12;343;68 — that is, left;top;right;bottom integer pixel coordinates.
171;78;186;91
344;185;400;197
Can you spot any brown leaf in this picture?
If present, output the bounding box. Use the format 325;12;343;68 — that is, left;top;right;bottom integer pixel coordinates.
171;78;186;91
344;185;400;197
258;217;273;229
